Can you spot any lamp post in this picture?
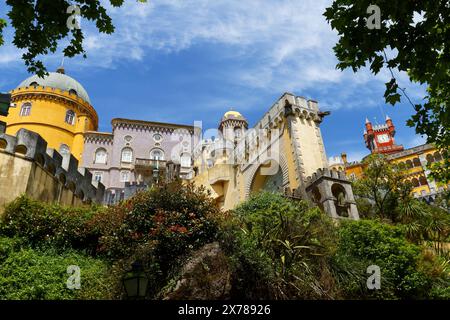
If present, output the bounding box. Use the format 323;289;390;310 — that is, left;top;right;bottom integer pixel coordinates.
122;260;149;300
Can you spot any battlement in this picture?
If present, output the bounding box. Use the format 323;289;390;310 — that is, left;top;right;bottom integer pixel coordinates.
305;167;348;185
254;92;322;131
0;128;104;205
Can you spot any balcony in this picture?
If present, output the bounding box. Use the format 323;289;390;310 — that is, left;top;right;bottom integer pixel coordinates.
208;163;233;185
135;158;166;169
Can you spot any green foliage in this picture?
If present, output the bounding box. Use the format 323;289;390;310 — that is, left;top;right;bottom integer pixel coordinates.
227;192;338;299
93;182;220;266
0;195;103;253
0;181;221;299
0;0;146;76
0;237;114;300
324;0;450;182
352;154;410;221
335;220;445;299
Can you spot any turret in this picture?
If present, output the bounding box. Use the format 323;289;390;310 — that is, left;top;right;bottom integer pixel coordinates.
386;114;395;135
365;117;373;135
341;152;348;165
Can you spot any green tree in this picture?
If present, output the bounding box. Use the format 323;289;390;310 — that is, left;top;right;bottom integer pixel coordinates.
324;1;450;182
0;0;146;76
353;154;410;220
335;219;448;299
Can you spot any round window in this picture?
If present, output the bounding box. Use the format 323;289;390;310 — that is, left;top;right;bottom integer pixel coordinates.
153;134;162;142
124;135;133;142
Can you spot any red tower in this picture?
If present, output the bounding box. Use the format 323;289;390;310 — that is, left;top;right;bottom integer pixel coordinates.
364;115;404;155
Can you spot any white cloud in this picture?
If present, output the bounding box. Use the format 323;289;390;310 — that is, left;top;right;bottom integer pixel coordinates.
0;0;426;109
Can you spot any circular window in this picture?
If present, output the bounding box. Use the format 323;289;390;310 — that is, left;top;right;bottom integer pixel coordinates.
153;134;162;142
124;135;133;142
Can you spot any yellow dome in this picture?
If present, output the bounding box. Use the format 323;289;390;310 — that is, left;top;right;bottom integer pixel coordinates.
223;110;243;118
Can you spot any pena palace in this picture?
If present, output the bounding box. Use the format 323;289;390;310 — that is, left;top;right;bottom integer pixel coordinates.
329;116;448;202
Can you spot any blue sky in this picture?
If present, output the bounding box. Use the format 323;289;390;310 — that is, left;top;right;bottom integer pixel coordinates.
0;0;427;162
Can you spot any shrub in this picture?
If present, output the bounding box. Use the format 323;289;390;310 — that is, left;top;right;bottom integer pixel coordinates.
334;219;444;299
0;181;222;299
0;196;103;253
225;192;338;299
0;237;114;300
93;181;221;266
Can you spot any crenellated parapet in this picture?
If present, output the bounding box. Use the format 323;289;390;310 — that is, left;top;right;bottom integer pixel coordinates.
84;131;114;145
0;128;104;205
111;118;195;136
305;167;348;185
303;167;359;220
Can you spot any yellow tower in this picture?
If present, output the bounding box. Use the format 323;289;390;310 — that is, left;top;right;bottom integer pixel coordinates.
0;67;98;161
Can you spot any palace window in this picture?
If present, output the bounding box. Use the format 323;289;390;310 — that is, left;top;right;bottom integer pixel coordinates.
94;148;107;164
234;127;242;139
120;170;130;182
20;103;32;117
180;153;191;167
419;176;428;186
121;147;133;163
412;158;421;167
150;148;164;161
59;144;70;156
153;133;162;142
65;110;75;125
93;171;103;183
434;152;443;162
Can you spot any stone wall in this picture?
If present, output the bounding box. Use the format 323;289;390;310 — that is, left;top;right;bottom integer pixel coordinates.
0;128;104;215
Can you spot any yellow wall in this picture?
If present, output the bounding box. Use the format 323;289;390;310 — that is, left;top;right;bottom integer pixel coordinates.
344;146;448;196
0;86;97;161
0;150;84;215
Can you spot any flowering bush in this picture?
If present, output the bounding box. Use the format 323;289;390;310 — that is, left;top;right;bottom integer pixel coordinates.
94;182;220;270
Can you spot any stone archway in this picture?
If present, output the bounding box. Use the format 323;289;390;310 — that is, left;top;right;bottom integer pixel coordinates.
245;153;289;197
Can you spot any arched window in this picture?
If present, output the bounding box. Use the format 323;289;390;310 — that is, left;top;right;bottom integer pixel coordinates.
69;89;78;96
434;152;443;162
398;162;406;170
94;148;107;164
419;176;428;186
121;147;133;163
426;154;434;165
29;81;39;87
234;127;242;139
406;160;413;169
412;158;421;167
180;153;191;167
20;103;32;117
150;148;164;161
411;178;420;188
120;170;130;182
59;144;70;156
65;110;75;125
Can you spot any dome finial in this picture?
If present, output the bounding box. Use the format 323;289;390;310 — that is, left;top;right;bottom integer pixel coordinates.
56;57;65;74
